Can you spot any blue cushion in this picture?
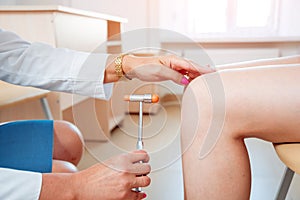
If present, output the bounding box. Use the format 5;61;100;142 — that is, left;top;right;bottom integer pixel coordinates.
0;120;53;173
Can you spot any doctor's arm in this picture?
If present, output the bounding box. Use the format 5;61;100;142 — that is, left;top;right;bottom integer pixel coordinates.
0;29;213;95
0;30;151;200
0;29;213;200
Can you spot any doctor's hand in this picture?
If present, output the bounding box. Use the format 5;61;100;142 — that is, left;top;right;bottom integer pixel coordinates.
72;150;150;200
40;150;150;200
104;54;215;85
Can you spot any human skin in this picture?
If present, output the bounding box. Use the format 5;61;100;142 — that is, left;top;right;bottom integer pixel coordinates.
41;150;151;200
44;120;150;199
104;54;214;84
51;120;84;173
181;55;300;199
39;54;213;200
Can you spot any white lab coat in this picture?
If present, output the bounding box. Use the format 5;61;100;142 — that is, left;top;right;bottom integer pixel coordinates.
0;28;113;199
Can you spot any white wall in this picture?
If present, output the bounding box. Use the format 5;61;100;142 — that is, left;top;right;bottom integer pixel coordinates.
70;0;149;32
0;0;17;5
3;0;300;37
278;0;300;36
0;0;159;32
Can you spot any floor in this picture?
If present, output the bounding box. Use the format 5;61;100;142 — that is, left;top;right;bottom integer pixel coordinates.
78;101;300;200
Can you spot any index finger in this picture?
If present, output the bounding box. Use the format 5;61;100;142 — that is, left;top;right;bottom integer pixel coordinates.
171;57;215;75
128;150;150;163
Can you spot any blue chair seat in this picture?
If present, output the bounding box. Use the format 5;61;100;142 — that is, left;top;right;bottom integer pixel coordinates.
0;120;53;173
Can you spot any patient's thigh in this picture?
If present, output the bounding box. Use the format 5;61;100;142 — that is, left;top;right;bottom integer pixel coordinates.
182;65;300;145
220;65;300;142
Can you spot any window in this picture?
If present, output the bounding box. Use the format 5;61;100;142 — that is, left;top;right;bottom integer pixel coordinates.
187;0;228;33
160;0;279;38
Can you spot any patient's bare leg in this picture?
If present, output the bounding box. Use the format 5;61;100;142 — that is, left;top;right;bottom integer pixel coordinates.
181;65;300;199
52;160;78;173
52;120;84;172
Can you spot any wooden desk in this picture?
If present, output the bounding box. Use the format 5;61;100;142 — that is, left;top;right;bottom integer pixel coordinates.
0;5;127;141
0;81;53;121
0;82;48;109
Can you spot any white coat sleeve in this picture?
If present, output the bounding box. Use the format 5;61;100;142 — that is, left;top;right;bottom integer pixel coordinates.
0;29;113;99
0;168;42;200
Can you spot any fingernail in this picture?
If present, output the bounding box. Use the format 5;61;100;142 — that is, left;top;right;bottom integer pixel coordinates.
142;193;147;199
181;76;190;85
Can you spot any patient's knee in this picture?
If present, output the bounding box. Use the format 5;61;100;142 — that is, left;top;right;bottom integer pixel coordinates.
53;120;84;165
181;73;234;154
181;75;215;149
182;73;225;127
52;159;78;173
193;70;260;139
